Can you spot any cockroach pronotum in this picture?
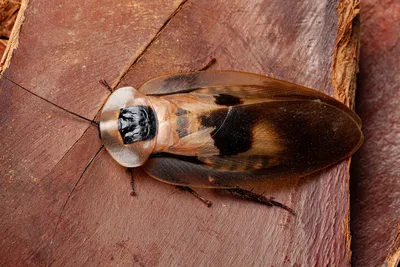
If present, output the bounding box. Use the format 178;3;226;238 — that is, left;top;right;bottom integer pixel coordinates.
1;69;363;214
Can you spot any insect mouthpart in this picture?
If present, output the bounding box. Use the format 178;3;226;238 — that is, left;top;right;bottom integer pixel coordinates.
118;106;157;144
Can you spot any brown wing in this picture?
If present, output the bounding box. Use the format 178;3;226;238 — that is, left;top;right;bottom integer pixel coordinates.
142;99;363;188
138;71;361;126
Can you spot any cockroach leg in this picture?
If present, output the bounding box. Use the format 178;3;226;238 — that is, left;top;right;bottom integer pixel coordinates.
178;186;213;207
99;79;113;93
190;56;216;72
128;168;136;196
225;188;296;215
198;56;216;71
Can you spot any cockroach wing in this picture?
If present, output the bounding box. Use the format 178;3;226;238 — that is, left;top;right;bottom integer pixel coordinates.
139;71;361;126
139;71;363;188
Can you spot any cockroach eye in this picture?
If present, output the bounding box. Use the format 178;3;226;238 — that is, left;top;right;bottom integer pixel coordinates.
99;87;157;167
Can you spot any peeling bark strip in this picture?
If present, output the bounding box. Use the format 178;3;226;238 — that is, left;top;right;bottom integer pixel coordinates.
331;0;360;108
331;1;360;265
0;0;28;72
0;0;21;52
385;226;400;267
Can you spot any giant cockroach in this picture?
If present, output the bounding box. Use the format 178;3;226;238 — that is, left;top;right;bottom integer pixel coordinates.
2;69;363;214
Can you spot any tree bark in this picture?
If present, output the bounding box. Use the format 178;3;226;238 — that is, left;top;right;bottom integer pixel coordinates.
0;0;360;266
351;1;400;266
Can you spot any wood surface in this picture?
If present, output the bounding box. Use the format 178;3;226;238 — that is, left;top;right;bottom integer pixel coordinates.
350;1;400;266
0;0;360;266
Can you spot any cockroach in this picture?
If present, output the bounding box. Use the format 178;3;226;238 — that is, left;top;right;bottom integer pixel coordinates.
1;69;363;214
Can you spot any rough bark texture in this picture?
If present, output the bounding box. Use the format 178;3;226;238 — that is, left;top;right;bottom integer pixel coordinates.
351;1;400;266
0;0;360;266
0;0;20;39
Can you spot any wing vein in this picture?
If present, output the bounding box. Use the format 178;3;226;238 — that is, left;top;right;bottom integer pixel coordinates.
211;106;232;138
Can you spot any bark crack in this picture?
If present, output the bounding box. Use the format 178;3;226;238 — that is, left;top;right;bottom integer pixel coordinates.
113;0;190;89
47;143;105;267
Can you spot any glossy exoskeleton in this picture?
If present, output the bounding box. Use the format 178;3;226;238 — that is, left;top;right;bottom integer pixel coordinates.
99;71;363;189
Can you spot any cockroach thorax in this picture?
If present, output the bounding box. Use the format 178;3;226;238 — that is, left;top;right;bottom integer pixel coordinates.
99;87;157;167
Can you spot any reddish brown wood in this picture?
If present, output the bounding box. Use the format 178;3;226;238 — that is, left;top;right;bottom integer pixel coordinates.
351;1;400;266
384;227;400;267
0;0;360;266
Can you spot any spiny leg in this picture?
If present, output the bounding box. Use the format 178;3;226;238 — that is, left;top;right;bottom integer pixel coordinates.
225;188;296;215
99;79;113;93
178;186;213;207
190;56;216;72
128;169;136;196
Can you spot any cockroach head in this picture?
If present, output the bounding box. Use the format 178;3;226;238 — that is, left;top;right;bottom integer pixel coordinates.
99;87;157;167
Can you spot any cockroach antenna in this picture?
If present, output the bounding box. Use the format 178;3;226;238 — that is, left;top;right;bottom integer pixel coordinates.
0;74;99;126
47;144;104;265
0;74;108;262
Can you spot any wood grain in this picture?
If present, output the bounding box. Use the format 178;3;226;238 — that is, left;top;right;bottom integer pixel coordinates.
0;0;360;266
